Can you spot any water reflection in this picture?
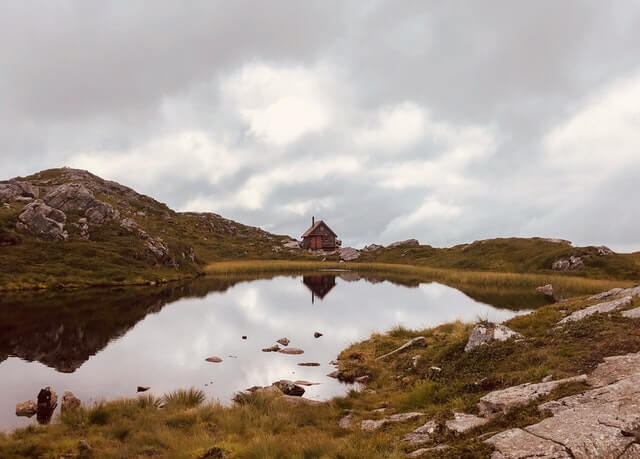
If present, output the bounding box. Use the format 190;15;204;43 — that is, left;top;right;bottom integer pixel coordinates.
0;273;542;430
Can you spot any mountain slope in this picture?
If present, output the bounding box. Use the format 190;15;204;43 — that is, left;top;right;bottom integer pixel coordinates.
0;168;295;290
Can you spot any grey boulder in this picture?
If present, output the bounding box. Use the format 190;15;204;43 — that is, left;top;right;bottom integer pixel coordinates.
16;200;68;241
464;323;522;352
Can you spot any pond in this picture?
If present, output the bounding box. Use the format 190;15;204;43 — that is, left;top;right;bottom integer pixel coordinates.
0;272;543;430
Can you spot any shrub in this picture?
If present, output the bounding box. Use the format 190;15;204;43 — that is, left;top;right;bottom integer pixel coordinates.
162;388;206;408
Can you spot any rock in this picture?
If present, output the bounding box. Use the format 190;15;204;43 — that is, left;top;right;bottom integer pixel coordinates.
276;337;290;346
329;360;339;365
464;323;522;352
620;444;640;459
445;412;489;433
540;238;572;245
388;239;419;248
262;345;281;352
360;412;424;432
278;347;304;355
15;400;37;417
314;332;323;338
44;183;118;223
120;217;138;230
298;362;320;366
78;440;92;458
589;287;625;301
327;370;341;378
535;284;554;298
362;243;383;252
339;247;360;261
272;380;305;397
199;446;227;458
594;245;615;256
585;352;640;387
478;375;587;416
426;366;442;380
403;420;439;445
355;375;370;383
205;356;223;363
485;428;571;458
281;395;323;406
0;180;39;202
407;446;449;457
283;240;300;249
339;414;353;428
376;336;426;360
37;386;58;424
61;391;81;412
16;200;68;241
552;256;583;271
137;386;151;393
527;374;640;458
557;296;632;324
242;335;247;340
622;307;640;319
294;380;319;386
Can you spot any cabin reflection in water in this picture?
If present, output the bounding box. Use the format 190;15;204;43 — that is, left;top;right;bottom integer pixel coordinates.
302;275;336;303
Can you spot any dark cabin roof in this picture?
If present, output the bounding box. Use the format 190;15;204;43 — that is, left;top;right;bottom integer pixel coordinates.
301;220;337;238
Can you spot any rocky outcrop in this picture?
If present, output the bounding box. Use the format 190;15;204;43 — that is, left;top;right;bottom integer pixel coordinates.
535;284;554;298
486;428;572;458
360;412;424;431
362;244;383;252
403;420;439;445
464;323;522;352
44;183;119;223
376;336;426;360
16;200;68;241
552;256;583;271
622;307;640;319
557;296;632;324
388;239;419;248
339;247;360;261
282;240;300;249
594;245;615;256
445;412;489;433
589;285;640;301
0;180;39;202
585;352;640;387
478;375;587;416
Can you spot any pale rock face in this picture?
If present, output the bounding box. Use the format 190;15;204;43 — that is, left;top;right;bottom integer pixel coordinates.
557;296;632;324
486;428;572;458
388;239;419;248
478;375;587;416
535;284;554;297
44;183;119;223
339;247;360;261
362;244;383;252
0;180;39;202
622;307;640;319
16;200;68;241
360;412;424;431
403;420;439;445
445;412;488;433
464;323;522;352
585;352;640;387
552;256;583;270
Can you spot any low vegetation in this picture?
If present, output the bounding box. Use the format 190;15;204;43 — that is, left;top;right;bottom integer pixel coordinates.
2;292;639;458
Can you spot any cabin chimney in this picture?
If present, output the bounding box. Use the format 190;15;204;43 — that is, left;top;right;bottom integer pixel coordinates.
312;216;315;226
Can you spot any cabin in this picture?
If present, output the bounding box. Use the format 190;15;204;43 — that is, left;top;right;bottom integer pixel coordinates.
303;275;336;303
301;217;338;251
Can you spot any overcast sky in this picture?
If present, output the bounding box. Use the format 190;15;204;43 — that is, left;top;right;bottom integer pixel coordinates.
1;1;640;251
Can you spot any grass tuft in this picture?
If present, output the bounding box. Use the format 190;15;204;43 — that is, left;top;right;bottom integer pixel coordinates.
162;388;206;408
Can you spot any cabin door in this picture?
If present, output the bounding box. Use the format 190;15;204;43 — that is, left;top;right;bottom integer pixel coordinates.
311;235;322;249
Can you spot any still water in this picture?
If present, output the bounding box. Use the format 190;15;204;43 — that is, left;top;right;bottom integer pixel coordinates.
0;272;539;430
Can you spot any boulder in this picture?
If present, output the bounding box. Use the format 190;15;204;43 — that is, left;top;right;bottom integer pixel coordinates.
61;391;81;412
362;244;383;252
36;386;58;424
339;247;360;261
360;412;424;431
314;332;323;338
388;239;419;248
535;284;554;298
403;420;439;445
478;375;587;416
297;362;320;366
445;412;489;433
0;180;38;202
272;380;305;397
262;345;281;352
376;336;426;360
557;296;632;324
276;337;290;346
278;347;304;355
585;351;640;387
283;240;300;249
16;200;68;241
15;400;37;417
622;307;640;319
552;256;583;271
407;446;449;457
464;323;522;352
486;428;572;458
205;356;223;363
339;413;353;428
594;245;615;256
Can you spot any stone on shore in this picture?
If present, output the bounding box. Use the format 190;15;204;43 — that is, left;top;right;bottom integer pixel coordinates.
464;323;522;352
276;337;290;346
37;386;58;424
262;345;281;352
61;391;81;412
339;247;360;261
15;400;37;417
557;296;632;324
338;414;353;428
535;284;554;298
272;380;305;397
205;356;223;363
478;375;587;416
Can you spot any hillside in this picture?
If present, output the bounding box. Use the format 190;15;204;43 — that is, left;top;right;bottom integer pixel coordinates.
0;168;301;290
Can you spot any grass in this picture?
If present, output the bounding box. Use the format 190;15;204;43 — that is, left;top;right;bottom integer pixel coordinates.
2;290;640;458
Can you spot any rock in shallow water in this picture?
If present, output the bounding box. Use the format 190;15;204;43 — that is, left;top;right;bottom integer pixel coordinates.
61;391;81;412
205;356;223;363
278;347;304;355
15;400;37;417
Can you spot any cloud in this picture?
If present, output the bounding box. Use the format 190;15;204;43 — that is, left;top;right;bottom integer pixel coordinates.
355;102;426;150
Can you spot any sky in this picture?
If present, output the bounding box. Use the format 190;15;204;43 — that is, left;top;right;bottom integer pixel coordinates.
1;1;640;251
